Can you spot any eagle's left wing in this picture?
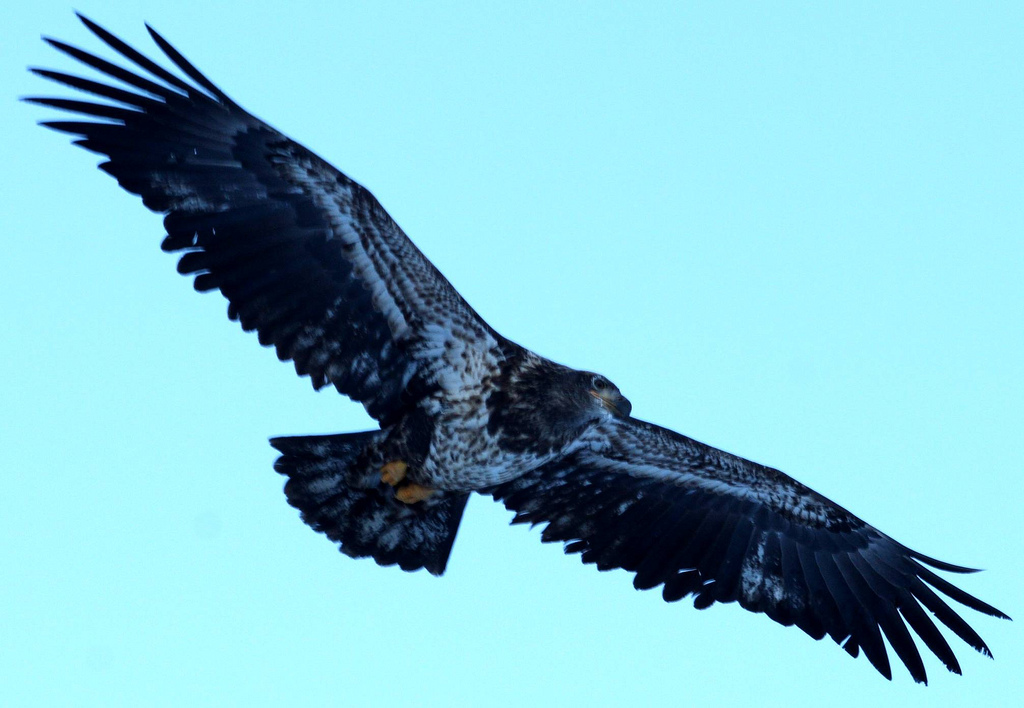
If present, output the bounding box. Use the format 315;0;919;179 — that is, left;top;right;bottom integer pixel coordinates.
488;416;1008;683
27;15;501;424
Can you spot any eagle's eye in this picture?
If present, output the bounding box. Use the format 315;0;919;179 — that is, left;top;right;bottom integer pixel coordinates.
592;375;610;392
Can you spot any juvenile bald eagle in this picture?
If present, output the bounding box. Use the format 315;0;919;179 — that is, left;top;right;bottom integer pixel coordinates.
30;14;1007;684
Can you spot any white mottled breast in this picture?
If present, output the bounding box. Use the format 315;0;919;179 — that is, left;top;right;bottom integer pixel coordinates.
414;343;559;490
423;405;558;489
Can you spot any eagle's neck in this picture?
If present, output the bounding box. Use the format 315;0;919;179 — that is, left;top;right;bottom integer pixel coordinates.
485;354;597;456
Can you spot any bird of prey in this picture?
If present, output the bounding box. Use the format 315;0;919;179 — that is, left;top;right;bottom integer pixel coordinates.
29;14;1007;684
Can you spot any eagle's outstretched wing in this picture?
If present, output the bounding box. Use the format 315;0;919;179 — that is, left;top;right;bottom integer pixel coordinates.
488;416;1008;684
27;14;499;423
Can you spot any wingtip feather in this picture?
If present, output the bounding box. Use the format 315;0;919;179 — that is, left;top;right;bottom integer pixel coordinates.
75;11;106;36
915;556;982;574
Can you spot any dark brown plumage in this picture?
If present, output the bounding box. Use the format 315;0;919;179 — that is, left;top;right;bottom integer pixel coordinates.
29;14;1008;684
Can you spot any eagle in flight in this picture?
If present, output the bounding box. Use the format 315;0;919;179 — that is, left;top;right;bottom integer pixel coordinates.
30;14;1007;684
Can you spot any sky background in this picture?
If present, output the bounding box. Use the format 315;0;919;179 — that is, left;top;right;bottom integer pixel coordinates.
3;2;1021;706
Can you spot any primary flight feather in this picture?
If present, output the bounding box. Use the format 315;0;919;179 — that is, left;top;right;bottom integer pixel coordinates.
29;14;1008;684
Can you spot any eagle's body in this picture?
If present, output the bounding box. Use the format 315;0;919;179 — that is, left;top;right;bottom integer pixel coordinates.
30;14;1007;685
352;348;615;492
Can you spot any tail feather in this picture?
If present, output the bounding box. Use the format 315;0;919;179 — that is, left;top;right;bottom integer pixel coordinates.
270;431;468;575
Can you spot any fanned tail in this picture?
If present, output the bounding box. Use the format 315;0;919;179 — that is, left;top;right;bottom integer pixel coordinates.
271;431;468;575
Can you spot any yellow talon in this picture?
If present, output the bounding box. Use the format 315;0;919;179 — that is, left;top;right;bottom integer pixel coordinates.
381;460;408;486
395;483;436;504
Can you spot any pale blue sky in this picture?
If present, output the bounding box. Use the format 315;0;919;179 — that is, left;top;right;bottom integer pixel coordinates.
3;2;1021;706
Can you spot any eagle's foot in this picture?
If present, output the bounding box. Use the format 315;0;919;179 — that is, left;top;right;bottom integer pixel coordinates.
380;460;408;487
394;482;436;504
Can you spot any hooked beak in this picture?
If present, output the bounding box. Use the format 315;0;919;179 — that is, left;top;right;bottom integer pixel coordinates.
591;389;632;418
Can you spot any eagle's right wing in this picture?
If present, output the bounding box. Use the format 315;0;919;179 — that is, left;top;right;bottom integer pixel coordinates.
29;14;502;423
489;415;1008;683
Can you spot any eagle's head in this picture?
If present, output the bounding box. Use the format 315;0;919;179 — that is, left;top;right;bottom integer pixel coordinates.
581;372;632;418
528;366;632;425
542;368;631;425
493;360;633;451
